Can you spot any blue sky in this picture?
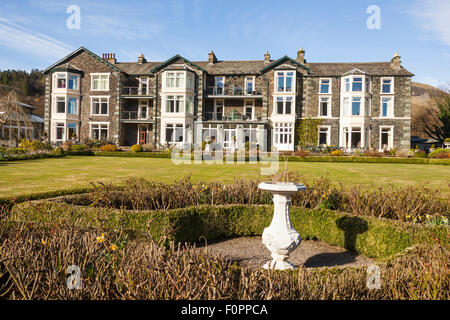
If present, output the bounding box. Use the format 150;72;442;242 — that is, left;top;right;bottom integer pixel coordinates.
0;0;449;87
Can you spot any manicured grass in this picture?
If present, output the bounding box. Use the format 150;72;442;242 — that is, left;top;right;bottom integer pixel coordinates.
0;155;449;197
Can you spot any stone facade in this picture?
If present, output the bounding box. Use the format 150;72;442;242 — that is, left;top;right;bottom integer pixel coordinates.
43;47;413;152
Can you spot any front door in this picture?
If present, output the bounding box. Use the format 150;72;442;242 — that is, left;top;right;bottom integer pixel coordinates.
139;125;148;144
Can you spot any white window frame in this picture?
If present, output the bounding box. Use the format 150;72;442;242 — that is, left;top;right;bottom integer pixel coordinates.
380;77;394;94
379;126;394;151
138;100;149;120
318;96;331;117
54;96;67;114
318;126;331;146
273;122;294;150
342;75;367;93
244;99;255;120
274;70;295;93
380;96;394;118
164;123;185;145
215;76;225;95
89;122;110;140
67;97;79;115
54;122;65;141
90;73;110;91
273;96;295;115
90;96;110;116
319;78;332;94
245;76;256;95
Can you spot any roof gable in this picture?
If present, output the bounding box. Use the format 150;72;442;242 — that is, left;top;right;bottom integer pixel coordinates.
261;55;310;73
43;47;123;74
151;54;206;73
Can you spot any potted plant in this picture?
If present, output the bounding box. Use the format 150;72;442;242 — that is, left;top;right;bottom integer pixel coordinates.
444;138;450;149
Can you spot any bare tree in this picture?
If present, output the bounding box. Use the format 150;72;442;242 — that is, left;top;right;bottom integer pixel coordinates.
417;87;450;142
0;91;34;144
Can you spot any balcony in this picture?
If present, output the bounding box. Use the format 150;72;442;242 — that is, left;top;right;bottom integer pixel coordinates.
206;86;262;98
203;111;263;122
121;111;154;122
121;87;154;97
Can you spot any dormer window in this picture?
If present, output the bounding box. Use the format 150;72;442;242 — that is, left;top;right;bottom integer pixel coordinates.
319;78;331;94
276;71;294;92
381;77;394;94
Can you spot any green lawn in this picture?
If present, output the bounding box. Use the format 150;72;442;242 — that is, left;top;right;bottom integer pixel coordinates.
0;156;449;197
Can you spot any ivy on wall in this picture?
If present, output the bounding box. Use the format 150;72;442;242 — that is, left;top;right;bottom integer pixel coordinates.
295;118;323;148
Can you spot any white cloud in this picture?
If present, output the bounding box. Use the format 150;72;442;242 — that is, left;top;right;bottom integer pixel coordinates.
408;0;450;46
0;17;73;59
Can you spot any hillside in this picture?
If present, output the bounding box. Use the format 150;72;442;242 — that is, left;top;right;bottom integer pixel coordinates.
411;82;444;139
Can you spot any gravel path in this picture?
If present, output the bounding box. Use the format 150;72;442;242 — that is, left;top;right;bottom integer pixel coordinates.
196;237;374;269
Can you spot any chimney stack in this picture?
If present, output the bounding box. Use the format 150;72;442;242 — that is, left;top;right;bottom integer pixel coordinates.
297;48;305;63
138;53;147;64
264;51;270;64
102;53;116;64
391;51;401;69
208;50;217;64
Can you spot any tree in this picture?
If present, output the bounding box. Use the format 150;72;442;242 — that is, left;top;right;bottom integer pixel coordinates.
421;89;450;142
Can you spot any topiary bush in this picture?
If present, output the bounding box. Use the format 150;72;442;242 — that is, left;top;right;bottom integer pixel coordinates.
428;148;450;158
99;144;118;152
331;150;343;156
131;144;143;153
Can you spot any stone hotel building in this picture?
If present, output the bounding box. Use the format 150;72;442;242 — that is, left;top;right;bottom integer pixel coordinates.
43;47;413;151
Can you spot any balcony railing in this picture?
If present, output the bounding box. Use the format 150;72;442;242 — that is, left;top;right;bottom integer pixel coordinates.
121;87;153;96
206;86;261;96
203;111;262;121
121;111;154;120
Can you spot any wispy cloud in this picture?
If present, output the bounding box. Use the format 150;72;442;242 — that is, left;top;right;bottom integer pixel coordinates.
408;0;450;46
0;17;73;59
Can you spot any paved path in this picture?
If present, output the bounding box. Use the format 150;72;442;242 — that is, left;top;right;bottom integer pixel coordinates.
196;237;374;269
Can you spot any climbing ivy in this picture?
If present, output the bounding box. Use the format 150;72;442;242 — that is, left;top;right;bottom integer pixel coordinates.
295;118;323;148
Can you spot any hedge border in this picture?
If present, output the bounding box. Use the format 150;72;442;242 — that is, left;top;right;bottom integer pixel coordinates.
10;202;449;260
63;151;450;165
0;153;65;162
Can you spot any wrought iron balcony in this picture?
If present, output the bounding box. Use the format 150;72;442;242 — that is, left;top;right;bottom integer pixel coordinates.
121;111;154;121
121;87;153;96
203;111;262;122
206;86;262;97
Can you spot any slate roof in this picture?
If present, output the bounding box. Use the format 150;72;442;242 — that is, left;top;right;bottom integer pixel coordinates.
44;47;414;77
115;62;160;75
114;60;413;76
306;62;414;76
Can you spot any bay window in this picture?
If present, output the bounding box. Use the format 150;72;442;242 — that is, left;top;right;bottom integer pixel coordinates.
56;73;66;89
165;123;184;144
67;97;78;114
56;122;65;140
275;96;293;115
352;77;363;92
343;97;351;116
351;97;361;116
67;123;77;139
276;71;294;92
273;122;293;146
56;97;65;113
68;75;78;90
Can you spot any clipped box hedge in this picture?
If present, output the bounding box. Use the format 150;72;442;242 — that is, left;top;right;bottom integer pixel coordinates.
11;201;449;260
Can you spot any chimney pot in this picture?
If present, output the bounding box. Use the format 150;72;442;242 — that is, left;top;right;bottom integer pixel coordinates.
264;51;270;63
208;50;217;64
103;53;117;64
297;48;305;63
391;51;401;69
138;53;147;64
